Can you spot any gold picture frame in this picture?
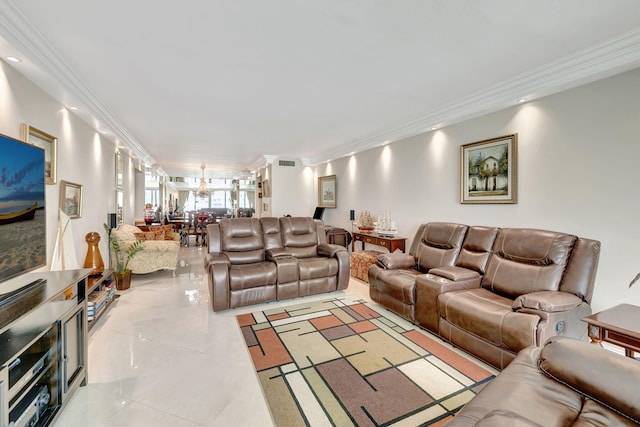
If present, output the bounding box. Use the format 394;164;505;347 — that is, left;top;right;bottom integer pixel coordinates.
318;175;336;208
460;134;517;204
60;180;83;218
21;124;58;184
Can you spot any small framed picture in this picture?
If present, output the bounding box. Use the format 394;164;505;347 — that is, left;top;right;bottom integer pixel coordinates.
21;124;58;184
318;175;336;208
60;180;83;218
460;134;517;204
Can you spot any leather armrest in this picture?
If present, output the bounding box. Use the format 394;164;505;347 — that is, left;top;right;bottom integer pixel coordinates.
205;252;230;266
513;291;583;312
429;266;480;282
317;243;347;258
376;253;415;270
266;248;292;260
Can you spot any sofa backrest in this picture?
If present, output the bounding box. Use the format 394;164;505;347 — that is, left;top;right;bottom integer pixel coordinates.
559;237;600;303
218;218;265;264
411;222;468;272
482;228;576;298
279;217;318;258
456;226;499;274
260;217;283;250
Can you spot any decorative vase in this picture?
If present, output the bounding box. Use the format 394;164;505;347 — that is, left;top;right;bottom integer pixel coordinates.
114;270;132;290
83;231;105;276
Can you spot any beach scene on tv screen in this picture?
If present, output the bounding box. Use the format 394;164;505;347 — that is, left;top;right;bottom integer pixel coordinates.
0;135;46;283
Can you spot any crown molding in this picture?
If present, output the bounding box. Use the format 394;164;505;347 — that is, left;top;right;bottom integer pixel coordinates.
0;0;155;165
310;27;640;165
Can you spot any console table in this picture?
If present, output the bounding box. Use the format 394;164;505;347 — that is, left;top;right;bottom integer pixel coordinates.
352;232;406;253
582;303;640;358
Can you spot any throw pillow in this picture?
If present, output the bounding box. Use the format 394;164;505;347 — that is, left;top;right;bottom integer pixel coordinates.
134;230;165;240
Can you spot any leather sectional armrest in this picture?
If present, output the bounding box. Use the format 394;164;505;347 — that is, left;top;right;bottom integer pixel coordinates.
205;253;230;266
265;248;292;260
376;253;415;270
429;266;479;282
317;243;347;258
513;291;582;312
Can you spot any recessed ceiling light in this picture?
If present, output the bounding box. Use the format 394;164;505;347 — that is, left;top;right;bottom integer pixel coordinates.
6;56;21;63
517;98;527;103
431;126;437;130
68;106;78;111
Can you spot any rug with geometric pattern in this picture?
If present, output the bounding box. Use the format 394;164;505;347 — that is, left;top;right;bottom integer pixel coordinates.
237;295;495;426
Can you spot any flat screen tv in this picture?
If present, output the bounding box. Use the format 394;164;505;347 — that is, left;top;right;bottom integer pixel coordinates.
0;133;46;285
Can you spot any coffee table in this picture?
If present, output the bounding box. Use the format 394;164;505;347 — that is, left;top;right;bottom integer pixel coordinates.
582;303;640;358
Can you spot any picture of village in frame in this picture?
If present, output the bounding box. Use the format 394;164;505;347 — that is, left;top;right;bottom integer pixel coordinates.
461;134;517;204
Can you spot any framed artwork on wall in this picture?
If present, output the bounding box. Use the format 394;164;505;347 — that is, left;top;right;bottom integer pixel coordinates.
115;151;124;189
116;189;124;224
21;123;58;184
318;175;336;208
60;180;83;218
460;134;517;204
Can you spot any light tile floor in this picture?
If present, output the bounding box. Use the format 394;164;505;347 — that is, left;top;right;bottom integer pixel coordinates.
54;243;371;426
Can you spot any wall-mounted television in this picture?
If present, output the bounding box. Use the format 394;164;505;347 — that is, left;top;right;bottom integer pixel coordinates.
0;133;46;284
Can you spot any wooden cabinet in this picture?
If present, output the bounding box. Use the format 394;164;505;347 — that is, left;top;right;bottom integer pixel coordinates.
0;269;91;427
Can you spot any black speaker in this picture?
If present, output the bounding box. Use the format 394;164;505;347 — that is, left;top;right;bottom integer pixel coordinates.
349;209;355;221
107;213;117;229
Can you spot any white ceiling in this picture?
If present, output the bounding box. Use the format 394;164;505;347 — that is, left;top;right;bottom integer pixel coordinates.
1;1;640;179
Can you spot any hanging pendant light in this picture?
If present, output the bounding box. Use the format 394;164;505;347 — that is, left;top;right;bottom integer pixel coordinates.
195;164;210;198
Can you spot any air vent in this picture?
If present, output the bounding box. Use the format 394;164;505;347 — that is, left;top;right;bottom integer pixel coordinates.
278;160;296;167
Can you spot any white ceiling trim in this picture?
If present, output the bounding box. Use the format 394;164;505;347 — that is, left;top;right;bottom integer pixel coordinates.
310;27;640;165
0;0;154;165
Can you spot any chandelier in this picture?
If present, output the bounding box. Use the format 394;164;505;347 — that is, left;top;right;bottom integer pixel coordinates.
195;164;210;198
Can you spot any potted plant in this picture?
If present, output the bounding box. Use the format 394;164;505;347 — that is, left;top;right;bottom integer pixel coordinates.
103;223;144;290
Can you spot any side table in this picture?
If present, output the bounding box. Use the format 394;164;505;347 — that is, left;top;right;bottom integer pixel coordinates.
582;303;640;358
352;232;406;253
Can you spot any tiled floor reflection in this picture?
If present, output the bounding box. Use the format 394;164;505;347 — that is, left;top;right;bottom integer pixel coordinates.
55;244;370;426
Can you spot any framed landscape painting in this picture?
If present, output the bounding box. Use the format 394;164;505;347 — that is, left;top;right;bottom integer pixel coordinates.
318;175;336;208
60;180;83;218
460;134;517;204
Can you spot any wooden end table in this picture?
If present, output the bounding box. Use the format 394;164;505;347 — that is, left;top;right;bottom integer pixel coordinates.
352;231;406;253
582;303;640;358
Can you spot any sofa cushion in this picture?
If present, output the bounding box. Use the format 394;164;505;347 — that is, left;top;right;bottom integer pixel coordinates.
229;262;277;290
220;218;265;264
455;226;499;274
369;268;421;304
539;337;640;424
482;229;576;298
413;223;468;272
439;288;538;351
134;230;165;240
298;257;338;280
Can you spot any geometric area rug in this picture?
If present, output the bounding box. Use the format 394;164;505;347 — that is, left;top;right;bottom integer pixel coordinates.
237;295;495;426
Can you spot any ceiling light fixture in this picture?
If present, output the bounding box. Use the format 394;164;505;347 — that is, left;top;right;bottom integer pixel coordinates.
5;56;21;63
68;106;78;111
517;98;527;103
195;164;210;198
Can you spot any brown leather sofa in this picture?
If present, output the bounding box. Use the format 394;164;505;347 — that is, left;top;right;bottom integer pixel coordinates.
444;337;640;426
369;222;600;369
205;217;350;311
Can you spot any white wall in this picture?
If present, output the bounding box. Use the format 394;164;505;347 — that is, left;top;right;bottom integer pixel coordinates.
0;60;136;270
314;68;640;313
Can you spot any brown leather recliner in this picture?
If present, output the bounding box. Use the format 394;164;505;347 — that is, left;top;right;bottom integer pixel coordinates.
206;217;278;311
368;222;468;322
205;217;349;311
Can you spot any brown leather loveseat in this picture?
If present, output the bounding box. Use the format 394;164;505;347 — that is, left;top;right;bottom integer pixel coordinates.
444;337;640;426
369;222;600;369
205;217;350;311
